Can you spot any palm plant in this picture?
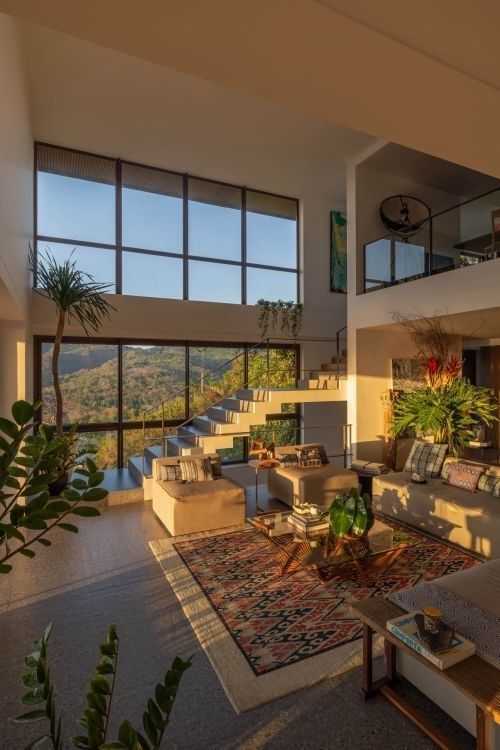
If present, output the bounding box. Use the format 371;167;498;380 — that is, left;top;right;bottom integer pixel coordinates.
30;248;115;435
392;378;497;455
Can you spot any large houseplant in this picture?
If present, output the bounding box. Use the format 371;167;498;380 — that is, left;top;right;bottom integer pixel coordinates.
29;248;115;436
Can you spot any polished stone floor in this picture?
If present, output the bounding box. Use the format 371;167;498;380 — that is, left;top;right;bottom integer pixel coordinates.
0;501;473;749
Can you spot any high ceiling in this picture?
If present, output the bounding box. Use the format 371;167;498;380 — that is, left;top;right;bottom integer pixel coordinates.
316;0;500;91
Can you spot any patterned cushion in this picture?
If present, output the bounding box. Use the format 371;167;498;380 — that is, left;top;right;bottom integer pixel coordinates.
296;447;322;468
477;473;500;496
447;462;483;492
179;457;214;483
278;453;299;468
404;440;447;478
210;455;222;478
160;464;183;482
440;458;458;480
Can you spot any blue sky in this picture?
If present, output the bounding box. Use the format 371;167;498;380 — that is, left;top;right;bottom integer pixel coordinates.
37;172;297;303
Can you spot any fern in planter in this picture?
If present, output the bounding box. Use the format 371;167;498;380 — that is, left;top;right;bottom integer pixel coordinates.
328;487;374;538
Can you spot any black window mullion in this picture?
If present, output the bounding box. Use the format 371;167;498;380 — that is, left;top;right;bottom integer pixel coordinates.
117;340;123;468
115;159;123;295
185;343;190;422
183;174;189;300
241;188;246;305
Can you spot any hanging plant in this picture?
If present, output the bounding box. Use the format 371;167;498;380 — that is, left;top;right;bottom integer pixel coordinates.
256;299;304;339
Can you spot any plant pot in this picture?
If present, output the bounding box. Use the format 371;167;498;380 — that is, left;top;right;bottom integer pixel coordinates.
48;471;69;497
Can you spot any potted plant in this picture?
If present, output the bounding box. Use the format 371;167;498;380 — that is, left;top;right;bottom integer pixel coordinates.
29;248;115;437
256;299;303;338
328;487;374;539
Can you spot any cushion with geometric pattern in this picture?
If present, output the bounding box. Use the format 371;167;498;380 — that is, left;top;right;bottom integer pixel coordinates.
404;439;447;478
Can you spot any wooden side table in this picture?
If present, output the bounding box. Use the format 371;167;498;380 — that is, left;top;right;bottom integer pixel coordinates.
352;597;500;750
248;459;279;514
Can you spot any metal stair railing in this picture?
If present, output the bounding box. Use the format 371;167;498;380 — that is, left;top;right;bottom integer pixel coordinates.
141;330;348;472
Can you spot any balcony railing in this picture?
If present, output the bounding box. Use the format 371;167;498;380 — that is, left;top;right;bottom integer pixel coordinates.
363;187;500;293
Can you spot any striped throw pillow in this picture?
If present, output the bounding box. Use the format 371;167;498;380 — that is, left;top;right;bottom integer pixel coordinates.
404;440;447;478
179;457;214;483
160;464;183;482
477;472;500;496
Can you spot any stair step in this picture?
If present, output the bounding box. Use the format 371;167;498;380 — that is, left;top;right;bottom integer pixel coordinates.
128;455;152;481
221;397;258;412
309;371;339;380
145;444;162;461
165;436;203;456
236;388;270;402
207;406;242;423
298;378;340;390
193;415;227;434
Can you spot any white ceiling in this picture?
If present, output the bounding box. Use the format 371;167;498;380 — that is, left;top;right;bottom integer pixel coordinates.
315;0;500;91
20;22;374;204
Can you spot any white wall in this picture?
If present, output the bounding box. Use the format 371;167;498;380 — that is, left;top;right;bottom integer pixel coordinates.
0;15;33;418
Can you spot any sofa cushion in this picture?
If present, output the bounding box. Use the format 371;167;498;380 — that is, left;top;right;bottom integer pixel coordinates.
179;457;214;483
275;443;329;464
447;461;483;492
278;452;299;469
296;446;322;468
160;477;240;502
405;439;447;478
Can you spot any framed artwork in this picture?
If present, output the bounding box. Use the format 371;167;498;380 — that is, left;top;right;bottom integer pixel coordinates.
330;211;347;293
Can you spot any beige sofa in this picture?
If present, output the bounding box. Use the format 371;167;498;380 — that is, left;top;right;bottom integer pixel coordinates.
268;444;357;509
152;455;246;536
372;456;500;558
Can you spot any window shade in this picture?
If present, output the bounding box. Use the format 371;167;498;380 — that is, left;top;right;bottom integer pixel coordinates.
36;143;116;186
122;162;183;198
246;190;297;221
188;177;241;210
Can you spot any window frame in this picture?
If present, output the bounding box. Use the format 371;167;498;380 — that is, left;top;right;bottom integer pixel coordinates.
34;142;300;304
33;336;300;469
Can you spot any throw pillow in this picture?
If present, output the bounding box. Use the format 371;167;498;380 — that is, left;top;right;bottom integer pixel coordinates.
477;472;500;496
209;455;222;478
179;457;214;483
278;453;299;468
296;447;322;468
160;464;183;482
447;462;483;492
404;440;447;478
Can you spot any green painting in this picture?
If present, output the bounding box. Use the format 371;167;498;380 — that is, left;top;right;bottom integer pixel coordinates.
330;211;347;293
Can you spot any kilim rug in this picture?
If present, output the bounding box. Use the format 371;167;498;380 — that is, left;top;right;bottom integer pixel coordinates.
149;516;480;713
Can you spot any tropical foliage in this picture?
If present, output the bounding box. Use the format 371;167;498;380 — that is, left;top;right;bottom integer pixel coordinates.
328;487;374;538
15;622;191;750
0;400;108;573
256;299;303;338
30;248;115;434
392;377;497;456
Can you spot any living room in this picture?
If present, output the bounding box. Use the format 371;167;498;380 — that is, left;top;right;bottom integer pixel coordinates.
1;2;500;749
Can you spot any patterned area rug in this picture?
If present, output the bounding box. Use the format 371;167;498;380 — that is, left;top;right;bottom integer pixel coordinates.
150;517;480;713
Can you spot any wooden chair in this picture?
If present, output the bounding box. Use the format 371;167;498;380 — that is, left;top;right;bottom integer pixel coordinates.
484;208;500;259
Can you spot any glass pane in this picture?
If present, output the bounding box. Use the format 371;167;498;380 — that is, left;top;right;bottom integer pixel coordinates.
395;239;426;280
41;343;118;424
189;346;244;416
122;252;183;299
364;237;392;289
122;188;183;252
188;178;241;261
76;431;117;469
217;438;244;464
246;268;297;304
189;260;241;304
122;344;186;422
123;427;163;464
247;191;297;268
36;242;115;292
37;172;115;243
250;419;298;449
248;347;297;390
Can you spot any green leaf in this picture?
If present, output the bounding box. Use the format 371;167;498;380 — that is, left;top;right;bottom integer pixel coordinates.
9;466;28;478
71;478;88;490
69;735;91;749
86;690;107;714
329;495;356;537
0;563;12;574
143;711;158;745
22;670;39;687
23;736;51;750
118;720;138;749
95;662;114;675
89;471;105;488
36;538;52;547
15;709;48;724
61;488;80;502
12;400;35;426
81;488;108;503
21;687;45;705
0;416;19;438
46;500;71;513
90;675;110;695
24;652;41;668
18;517;47;531
59;523;79;534
19;548;37;559
147;699;163;729
3;524;25;542
99;743;128;749
72;506;100;518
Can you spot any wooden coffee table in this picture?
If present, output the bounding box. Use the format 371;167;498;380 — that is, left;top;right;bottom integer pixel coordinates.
250;512;420;584
352;597;500;750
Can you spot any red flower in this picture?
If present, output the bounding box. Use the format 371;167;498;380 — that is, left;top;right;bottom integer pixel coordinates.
427;357;440;376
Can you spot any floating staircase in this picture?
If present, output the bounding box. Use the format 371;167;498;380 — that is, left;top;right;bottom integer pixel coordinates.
128;348;348;486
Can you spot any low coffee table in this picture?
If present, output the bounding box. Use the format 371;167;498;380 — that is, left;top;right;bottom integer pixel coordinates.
250;511;420;584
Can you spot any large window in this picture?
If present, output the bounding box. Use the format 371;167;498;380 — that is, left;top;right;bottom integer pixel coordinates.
35;339;299;469
35;143;299;304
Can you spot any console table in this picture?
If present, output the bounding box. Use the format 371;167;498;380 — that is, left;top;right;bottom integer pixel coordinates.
352;597;500;750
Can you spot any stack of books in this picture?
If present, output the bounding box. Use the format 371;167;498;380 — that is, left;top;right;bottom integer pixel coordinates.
386;611;476;670
287;506;329;534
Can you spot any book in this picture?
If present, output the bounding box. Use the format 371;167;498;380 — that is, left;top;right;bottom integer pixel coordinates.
287;514;329;533
386;612;476;670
